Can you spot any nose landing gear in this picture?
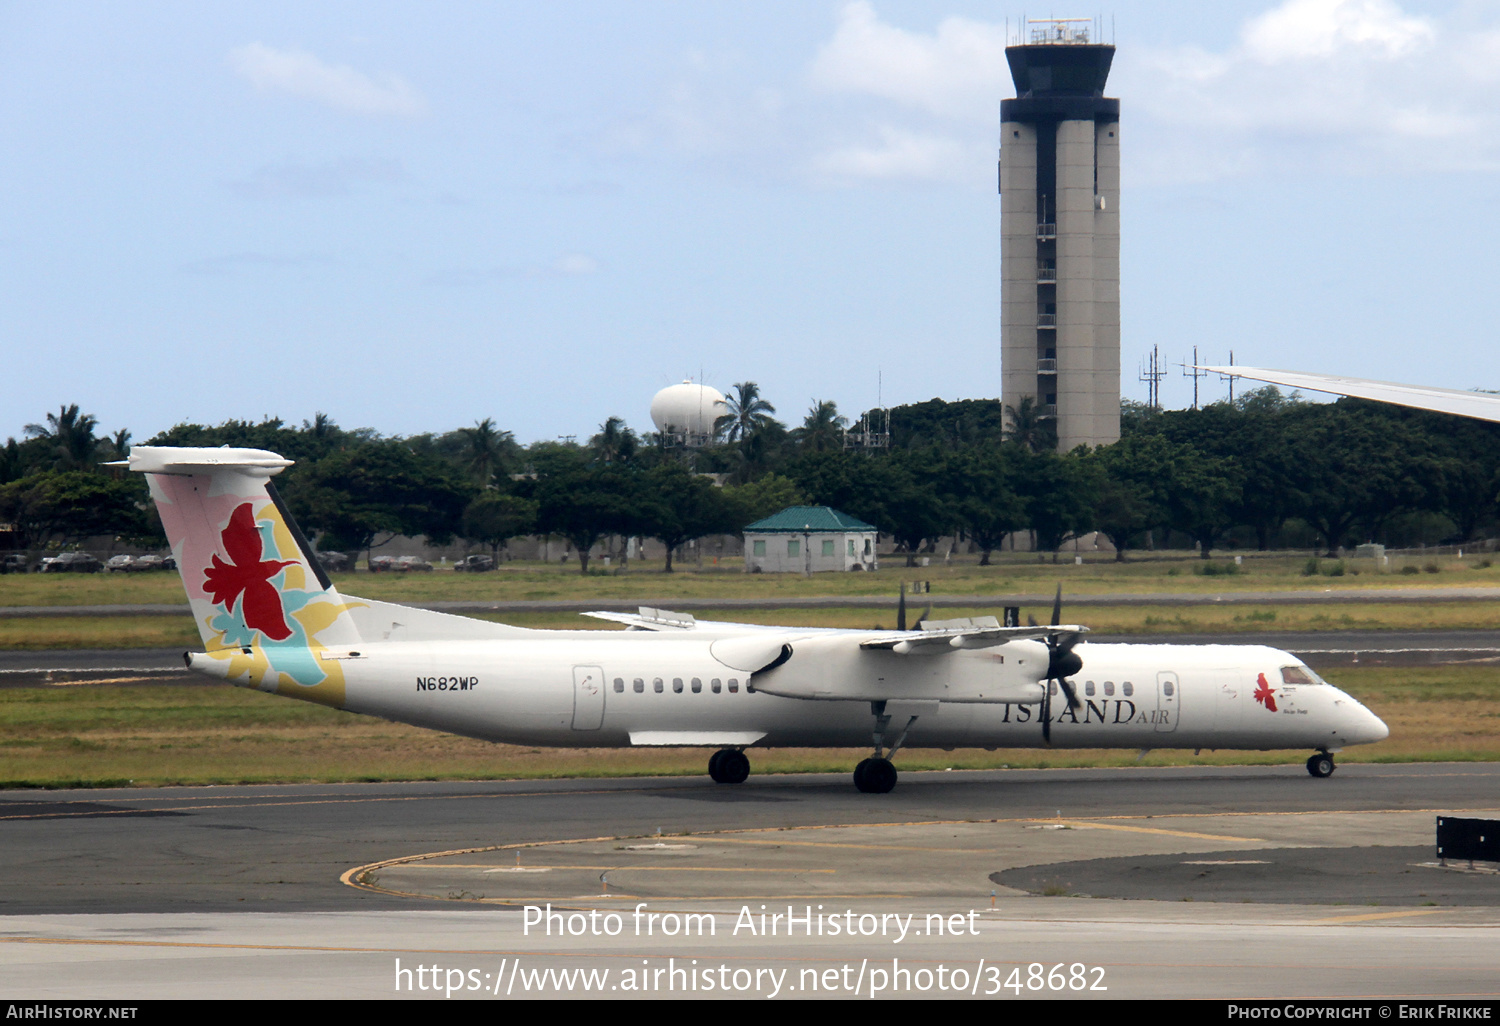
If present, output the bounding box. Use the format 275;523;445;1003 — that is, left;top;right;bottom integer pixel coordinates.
1306;752;1335;778
708;748;750;784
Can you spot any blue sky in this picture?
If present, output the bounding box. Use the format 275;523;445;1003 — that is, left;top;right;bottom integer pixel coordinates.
4;1;1498;444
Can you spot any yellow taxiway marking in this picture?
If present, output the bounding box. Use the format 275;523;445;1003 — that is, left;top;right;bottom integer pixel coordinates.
401;864;834;874
1058;821;1266;843
1311;909;1450;924
43;676;160;686
711;838;997;853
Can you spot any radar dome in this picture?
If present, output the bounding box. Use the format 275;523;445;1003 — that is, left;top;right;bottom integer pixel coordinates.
650;381;728;439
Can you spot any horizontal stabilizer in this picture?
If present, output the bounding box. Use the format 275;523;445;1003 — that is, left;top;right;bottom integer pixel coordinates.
115;446;295;477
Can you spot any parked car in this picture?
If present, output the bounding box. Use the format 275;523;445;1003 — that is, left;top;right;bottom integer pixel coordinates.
315;551;350;573
40;552;102;573
453;554;495;573
368;556;397;572
1;554;29;575
106;554;171;572
395;556;433;572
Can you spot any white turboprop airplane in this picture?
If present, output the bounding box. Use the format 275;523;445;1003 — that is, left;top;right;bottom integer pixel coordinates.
122;445;1389;793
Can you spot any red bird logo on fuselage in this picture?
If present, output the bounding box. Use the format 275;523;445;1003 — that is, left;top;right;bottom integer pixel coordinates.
203;503;296;641
1253;672;1278;712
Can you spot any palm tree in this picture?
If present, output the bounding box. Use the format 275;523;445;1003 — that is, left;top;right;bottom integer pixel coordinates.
714;382;778;444
1003;396;1057;453
589;416;638;464
24;405;100;470
793;400;846;452
457;418;514;487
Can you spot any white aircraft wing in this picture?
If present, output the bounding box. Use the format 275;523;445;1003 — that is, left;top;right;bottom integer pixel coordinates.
859;617;1087;654
581;607;699;630
1203;366;1500;424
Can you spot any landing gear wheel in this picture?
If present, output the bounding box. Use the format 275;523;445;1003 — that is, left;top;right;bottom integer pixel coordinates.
709;749;749;784
853;757;897;794
1306;753;1335;778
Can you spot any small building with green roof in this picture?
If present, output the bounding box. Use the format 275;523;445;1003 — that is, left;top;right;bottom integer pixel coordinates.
742;506;878;573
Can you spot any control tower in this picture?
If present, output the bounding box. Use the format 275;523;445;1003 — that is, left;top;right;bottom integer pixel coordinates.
1000;18;1120;449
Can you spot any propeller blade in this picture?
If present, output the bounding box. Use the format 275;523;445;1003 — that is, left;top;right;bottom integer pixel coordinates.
917;604;932;627
897;582;907;632
1059;677;1081;711
1051;584;1063;627
1027;615;1039;628
1041;683;1052;743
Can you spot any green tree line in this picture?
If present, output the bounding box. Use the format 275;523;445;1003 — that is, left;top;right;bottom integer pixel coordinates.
4;384;1498;570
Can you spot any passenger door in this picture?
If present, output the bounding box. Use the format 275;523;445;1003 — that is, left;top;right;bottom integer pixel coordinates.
1155;671;1180;733
571;665;606;730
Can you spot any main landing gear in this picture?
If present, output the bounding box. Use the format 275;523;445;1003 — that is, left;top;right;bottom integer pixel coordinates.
1306;752;1336;778
708;748;750;784
854;700;920;794
854;757;897;794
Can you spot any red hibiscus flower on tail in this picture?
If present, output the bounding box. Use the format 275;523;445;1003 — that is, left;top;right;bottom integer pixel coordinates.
203;503;295;641
1253;672;1278;712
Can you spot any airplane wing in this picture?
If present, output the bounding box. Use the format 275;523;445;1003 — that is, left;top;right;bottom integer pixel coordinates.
860;617;1087;654
581;607;699;630
1202;366;1500;424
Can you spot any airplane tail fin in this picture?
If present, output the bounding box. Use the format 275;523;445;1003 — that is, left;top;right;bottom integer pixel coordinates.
125;446;363;706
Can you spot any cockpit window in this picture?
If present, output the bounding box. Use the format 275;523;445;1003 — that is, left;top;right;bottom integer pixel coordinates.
1280;665;1321;685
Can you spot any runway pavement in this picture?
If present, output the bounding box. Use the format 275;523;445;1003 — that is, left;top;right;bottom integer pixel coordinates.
1;764;1497;999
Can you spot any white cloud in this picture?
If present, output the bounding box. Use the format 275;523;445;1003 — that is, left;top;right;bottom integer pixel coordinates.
620;0;1498;187
1240;0;1434;63
809;1;1010;121
230;43;424;116
811;126;970;183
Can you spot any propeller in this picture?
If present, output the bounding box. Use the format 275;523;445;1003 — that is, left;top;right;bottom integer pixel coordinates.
895;582;931;632
1034;585;1083;744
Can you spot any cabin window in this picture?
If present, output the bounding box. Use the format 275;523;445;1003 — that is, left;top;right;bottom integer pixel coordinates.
1281;665;1318;685
633;678;644;694
753;540;766;556
1085;681;1095;697
691;677;702;693
1163;681;1175;697
1048;681;1058;696
728;678;739;693
711;678;722;694
653;677;664;693
1122;681;1133;697
613;678;624;693
787;539;800;557
672;677;683;694
1103;681;1114;696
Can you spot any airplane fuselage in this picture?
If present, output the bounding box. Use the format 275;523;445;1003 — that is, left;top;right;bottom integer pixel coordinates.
190;633;1388;754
